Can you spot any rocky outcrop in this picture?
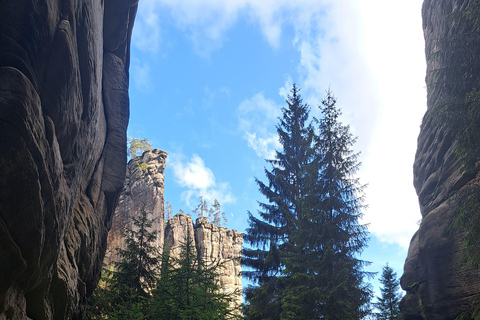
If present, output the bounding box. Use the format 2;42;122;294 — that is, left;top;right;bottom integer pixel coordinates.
0;1;137;319
194;217;243;308
106;151;243;309
105;149;167;265
163;215;243;310
400;1;480;319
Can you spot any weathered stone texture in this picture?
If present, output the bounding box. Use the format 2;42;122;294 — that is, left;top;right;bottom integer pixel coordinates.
107;151;243;311
163;215;243;310
105;149;167;265
0;0;137;319
194;218;243;308
400;0;480;319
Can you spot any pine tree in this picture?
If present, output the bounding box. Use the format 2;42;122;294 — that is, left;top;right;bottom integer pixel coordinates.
375;264;403;320
115;206;159;297
209;199;228;227
85;207;159;319
166;201;173;220
243;86;372;319
243;84;314;319
194;196;209;219
153;232;241;319
304;90;372;319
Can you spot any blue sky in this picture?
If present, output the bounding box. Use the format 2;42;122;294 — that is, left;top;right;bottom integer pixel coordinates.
127;0;426;298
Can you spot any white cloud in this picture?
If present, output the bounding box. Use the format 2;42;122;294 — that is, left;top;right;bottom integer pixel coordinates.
134;0;427;249
133;0;328;55
131;58;152;91
169;153;236;207
355;0;426;248
132;0;162;53
245;132;279;160
237;92;282;160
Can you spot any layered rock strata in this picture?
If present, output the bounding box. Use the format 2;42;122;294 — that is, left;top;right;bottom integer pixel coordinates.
106;151;243;310
400;0;480;319
0;1;137;319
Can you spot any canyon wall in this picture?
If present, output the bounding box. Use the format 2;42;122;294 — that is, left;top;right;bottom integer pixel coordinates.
0;0;137;319
400;0;480;319
106;150;243;309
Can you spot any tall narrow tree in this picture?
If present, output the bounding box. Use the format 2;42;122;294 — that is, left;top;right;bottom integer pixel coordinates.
375;264;403;320
310;91;371;319
243;84;314;319
85;207;159;319
243;86;372;319
153;232;241;319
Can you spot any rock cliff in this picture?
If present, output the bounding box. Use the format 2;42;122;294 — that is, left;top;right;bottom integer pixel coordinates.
105;149;167;266
400;0;480;319
164;214;243;308
106;151;243;309
0;1;137;319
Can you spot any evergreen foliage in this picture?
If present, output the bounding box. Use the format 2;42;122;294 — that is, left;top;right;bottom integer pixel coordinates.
85;208;240;319
194;196;209;219
85;207;159;319
243;85;372;319
165;201;173;220
153;233;241;319
374;264;403;320
209;199;228;227
194;197;228;227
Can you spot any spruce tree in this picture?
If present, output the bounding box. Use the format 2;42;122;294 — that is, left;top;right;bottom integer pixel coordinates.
114;206;160;297
209;199;228;227
243;86;372;319
304;90;372;319
243;84;314;318
153;232;241;319
375;264;403;320
85;207;159;319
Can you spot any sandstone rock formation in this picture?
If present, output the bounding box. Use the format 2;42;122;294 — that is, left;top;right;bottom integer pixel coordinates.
105;149;167;265
0;1;137;319
164;215;243;310
400;0;480;319
194;217;243;308
106;151;243;310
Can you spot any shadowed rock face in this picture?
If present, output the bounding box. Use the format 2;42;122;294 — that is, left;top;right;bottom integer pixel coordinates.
400;0;480;319
0;1;138;319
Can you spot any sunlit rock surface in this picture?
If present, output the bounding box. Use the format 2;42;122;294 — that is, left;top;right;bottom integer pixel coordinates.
400;0;480;318
105;149;167;266
106;151;243;311
0;0;137;318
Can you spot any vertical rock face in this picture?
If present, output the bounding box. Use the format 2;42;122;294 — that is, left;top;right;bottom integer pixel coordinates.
163;215;243;310
194;218;243;308
107;151;243;310
0;1;137;319
400;0;480;319
105;149;167;265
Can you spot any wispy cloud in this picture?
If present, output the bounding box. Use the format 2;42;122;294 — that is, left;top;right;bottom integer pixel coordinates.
134;0;427;249
131;58;152;92
133;0;328;56
132;0;162;53
237;92;282;160
169;153;236;207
